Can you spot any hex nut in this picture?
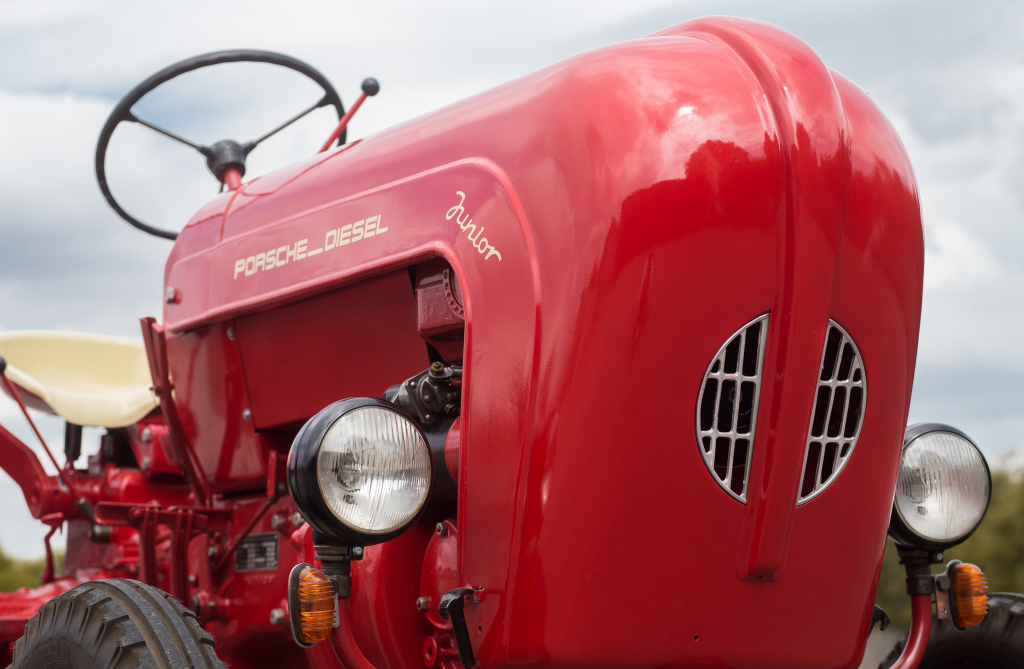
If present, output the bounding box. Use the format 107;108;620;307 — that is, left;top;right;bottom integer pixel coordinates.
270;608;285;626
415;596;432;612
435;523;448;537
292;512;305;528
242;409;252;422
270;514;284;530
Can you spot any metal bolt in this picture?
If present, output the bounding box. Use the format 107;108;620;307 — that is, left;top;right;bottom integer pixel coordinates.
431;361;444;372
141;456;151;472
292;512;305;528
140;427;152;443
227;327;235;341
352;546;363;557
165;286;178;304
271;514;284;530
188;574;197;586
242;409;251;422
408;380;416;387
415;596;432;612
936;552;944;562
435;523;448;537
208;545;218;558
269;608;285;626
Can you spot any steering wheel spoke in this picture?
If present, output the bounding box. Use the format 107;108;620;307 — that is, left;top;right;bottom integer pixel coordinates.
246;94;329;152
127;113;208;153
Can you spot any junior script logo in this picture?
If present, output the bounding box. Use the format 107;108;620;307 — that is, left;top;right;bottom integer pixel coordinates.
447;192;501;261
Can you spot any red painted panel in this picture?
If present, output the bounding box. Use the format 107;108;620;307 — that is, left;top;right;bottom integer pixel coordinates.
234;270;428;430
165;321;264;493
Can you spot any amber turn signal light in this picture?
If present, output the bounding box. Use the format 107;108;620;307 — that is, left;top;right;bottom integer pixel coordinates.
288;564;337;646
951;563;988;629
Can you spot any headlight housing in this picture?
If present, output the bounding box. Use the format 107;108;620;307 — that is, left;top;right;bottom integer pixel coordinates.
288;397;433;545
888;423;991;550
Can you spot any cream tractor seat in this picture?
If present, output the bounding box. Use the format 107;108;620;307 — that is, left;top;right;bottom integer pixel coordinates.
0;331;159;428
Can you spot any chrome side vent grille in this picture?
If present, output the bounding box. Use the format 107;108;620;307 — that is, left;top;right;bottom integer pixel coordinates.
797;321;866;504
696;314;769;503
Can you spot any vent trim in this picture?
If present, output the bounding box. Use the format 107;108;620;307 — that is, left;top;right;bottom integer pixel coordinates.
695;314;769;503
797;320;867;505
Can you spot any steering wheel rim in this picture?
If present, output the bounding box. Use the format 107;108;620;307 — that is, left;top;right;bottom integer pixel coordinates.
95;49;346;241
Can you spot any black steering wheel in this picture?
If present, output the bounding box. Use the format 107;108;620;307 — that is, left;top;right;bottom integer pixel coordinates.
95;50;346;240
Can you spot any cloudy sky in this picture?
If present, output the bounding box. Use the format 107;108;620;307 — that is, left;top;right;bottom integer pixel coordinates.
0;0;1021;558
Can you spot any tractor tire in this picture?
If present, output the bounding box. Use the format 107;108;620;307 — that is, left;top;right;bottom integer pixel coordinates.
12;579;227;669
879;592;1024;669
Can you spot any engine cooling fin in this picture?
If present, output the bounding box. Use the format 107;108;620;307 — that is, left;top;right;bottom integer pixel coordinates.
696;314;769;503
797;320;866;505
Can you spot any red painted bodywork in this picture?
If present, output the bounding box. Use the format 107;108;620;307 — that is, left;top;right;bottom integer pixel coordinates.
0;17;923;669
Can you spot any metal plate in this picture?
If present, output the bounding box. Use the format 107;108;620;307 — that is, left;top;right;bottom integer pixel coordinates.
234;532;279;572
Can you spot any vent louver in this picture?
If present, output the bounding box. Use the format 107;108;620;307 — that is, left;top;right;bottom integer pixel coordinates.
797;321;866;504
696;314;769;503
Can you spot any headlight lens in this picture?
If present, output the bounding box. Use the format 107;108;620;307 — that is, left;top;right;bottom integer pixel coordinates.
288;397;433;545
892;426;990;547
317;406;431;534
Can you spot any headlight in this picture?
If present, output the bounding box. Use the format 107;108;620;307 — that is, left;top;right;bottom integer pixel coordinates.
888;423;991;550
288;397;433;545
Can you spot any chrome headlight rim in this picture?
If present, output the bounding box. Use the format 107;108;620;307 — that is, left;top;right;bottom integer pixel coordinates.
287;397;433;546
888;422;992;550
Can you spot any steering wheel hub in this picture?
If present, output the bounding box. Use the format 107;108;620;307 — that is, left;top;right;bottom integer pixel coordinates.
202;140;250;182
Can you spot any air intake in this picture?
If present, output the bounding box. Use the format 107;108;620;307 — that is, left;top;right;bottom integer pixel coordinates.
797;321;866;504
696;314;769;503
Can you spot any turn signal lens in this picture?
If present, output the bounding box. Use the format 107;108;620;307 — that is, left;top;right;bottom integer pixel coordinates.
296;566;337;644
951;563;988;628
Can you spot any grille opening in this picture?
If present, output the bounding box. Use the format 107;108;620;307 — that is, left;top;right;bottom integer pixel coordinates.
838;344;855;381
742;323;762;376
724;338;741;374
820;328;843;381
798;321;866;504
717;380;736;432
827;387;847;438
736;382;756;434
713;437;731;480
801;442;822;497
695;314;769;503
845;387;863;438
699;379;718;431
820;442;839;483
811;386;831;437
730;439;749;495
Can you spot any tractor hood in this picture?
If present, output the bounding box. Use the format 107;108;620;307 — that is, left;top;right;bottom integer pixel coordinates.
163;17;922;669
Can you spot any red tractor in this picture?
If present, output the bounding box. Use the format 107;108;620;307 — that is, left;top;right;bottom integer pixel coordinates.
0;16;1019;669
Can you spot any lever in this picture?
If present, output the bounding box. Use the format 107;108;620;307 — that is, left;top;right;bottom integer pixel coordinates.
438;587;476;669
318;78;380;153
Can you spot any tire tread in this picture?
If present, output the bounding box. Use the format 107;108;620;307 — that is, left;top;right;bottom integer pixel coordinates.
13;579;226;669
